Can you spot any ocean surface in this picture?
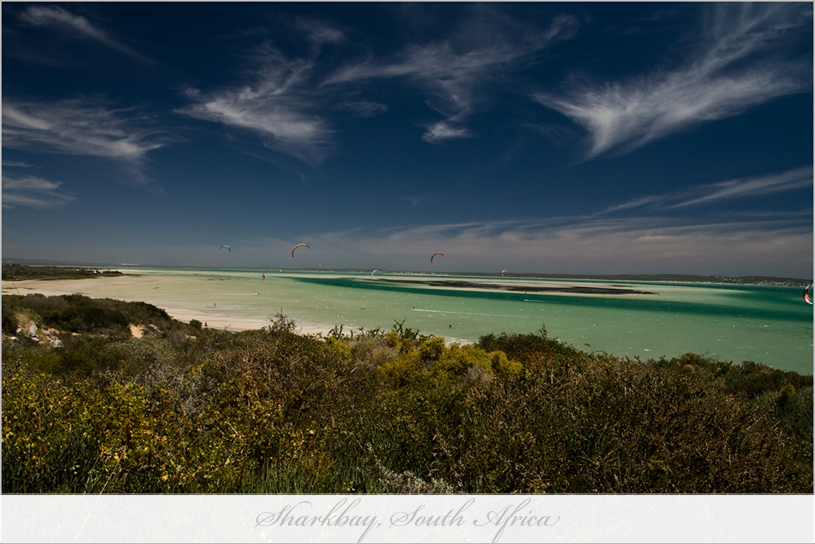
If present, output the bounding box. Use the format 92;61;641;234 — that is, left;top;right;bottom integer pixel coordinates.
112;268;813;376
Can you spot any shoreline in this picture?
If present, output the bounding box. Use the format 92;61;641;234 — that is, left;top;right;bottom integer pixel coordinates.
145;307;334;335
3;262;808;287
1;269;658;335
3;270;812;374
1;275;338;335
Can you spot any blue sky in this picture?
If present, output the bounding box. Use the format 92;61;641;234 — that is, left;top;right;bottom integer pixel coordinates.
2;2;813;277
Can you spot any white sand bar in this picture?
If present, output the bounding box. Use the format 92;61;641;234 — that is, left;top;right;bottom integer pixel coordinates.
2;271;335;335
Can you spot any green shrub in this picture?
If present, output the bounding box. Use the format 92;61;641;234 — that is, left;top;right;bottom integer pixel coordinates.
476;326;587;373
51;306;129;333
2;302;811;494
2;301;21;335
1;294;184;336
419;336;446;361
377;351;424;388
433;343;494;379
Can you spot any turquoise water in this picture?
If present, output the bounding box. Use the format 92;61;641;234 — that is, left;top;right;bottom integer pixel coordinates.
128;268;814;375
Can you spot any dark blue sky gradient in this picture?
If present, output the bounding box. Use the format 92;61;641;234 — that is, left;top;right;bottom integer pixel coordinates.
2;2;812;276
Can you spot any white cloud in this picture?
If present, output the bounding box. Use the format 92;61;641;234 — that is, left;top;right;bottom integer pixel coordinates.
598;195;669;215
670;166;813;208
178;48;334;164
323;9;580;142
598;166;813;214
422;121;471;143
302;215;812;277
19;5;150;63
535;3;811;158
176;9;579;158
2;174;76;209
293;18;345;46
338;101;388;118
1;160;37;168
3;99;169;163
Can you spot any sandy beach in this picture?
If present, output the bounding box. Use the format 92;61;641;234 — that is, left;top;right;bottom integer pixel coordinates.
1;271;335;335
2;268;644;336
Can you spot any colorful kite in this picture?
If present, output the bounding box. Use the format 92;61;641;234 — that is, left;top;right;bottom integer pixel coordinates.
431;253;446;264
292;243;310;259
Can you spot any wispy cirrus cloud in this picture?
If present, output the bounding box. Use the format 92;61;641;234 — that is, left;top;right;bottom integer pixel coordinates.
1;160;37;168
598;166;813;214
535;3;812;158
19;5;151;64
422;121;472;143
298;212;812;276
671;166;813;208
3;99;170;164
176;9;578;159
293;17;346;47
177;44;335;164
324;9;580;143
2;174;76;209
337;100;388;118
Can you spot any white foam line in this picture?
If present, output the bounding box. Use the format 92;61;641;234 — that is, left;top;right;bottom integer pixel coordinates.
411;308;524;318
445;337;473;345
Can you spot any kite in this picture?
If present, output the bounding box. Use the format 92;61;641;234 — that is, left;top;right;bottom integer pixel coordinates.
501;270;507;276
220;245;231;252
804;284;813;305
292;243;310;259
431;253;446;264
371;270;379;277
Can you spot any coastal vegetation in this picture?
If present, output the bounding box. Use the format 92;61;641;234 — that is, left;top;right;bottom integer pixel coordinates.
2;293;812;494
2;264;123;281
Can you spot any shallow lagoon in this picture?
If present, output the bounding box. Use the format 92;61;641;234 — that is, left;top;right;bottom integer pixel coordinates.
104;268;814;376
7;267;811;375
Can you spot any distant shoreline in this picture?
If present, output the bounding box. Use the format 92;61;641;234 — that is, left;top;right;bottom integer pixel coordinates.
2;261;809;287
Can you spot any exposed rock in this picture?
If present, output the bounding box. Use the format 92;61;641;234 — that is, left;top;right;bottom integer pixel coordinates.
42;329;63;348
13;318;63;348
